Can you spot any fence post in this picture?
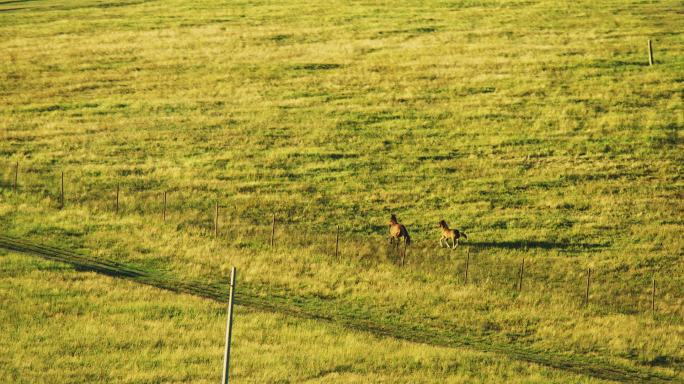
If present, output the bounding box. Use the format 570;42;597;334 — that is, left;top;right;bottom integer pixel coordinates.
401;241;407;266
335;225;340;258
215;201;219;236
13;162;18;193
584;268;591;306
464;248;470;284
163;191;167;221
648;39;654;66
270;213;276;248
651;276;656;316
518;257;525;291
60;171;64;209
221;267;237;384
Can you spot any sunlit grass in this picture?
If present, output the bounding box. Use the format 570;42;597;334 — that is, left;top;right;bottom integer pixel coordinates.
1;251;610;383
0;0;682;382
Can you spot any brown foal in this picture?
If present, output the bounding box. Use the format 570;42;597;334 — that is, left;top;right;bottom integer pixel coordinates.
438;220;467;249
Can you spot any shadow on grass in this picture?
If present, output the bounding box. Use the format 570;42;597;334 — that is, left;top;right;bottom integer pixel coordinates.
2;235;678;383
74;264;146;279
470;240;608;251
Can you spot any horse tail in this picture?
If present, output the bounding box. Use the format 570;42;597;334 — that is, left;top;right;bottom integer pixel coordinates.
401;225;411;245
461;231;467;239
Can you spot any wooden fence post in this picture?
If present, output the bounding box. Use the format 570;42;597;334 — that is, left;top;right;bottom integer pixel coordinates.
584;268;591;306
270;213;275;248
648;39;654;66
60;171;64;208
401;241;407;266
464;248;470;284
518;257;525;291
335;225;340;258
221;267;236;384
215;201;219;236
163;191;167;221
651;276;656;316
13;162;18;193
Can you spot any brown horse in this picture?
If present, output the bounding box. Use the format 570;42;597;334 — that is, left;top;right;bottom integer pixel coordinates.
389;214;411;246
438;220;467;249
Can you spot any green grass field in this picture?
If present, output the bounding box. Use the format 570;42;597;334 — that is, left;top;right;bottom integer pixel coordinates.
1;0;682;382
2;250;613;383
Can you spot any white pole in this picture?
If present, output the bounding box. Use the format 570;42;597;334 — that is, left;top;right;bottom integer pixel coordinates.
221;267;236;384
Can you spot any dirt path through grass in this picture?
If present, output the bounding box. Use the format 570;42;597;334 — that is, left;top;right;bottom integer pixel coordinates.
0;234;678;384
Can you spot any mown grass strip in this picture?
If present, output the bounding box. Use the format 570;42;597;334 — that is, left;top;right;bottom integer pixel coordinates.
0;234;678;384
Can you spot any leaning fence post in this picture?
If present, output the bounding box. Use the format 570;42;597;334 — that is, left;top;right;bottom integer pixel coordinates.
584;268;591;306
13;162;18;193
464;248;470;284
270;213;276;248
335;225;340;258
60;171;64;208
518;257;525;291
648;39;654;66
221;267;236;384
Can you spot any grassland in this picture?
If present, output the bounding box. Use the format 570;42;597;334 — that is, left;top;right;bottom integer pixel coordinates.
1;250;612;383
1;0;683;382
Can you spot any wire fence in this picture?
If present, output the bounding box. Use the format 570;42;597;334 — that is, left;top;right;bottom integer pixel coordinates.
1;162;682;320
